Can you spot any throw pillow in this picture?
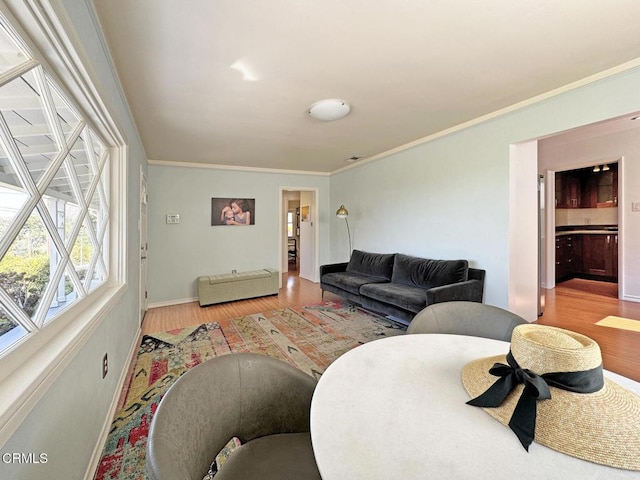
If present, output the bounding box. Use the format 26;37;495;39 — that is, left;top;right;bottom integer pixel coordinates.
202;437;242;479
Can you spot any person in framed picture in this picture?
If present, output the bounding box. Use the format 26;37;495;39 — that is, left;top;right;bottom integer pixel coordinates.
220;205;235;224
229;199;251;225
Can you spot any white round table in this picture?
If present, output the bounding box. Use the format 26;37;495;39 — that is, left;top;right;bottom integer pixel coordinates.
310;334;640;480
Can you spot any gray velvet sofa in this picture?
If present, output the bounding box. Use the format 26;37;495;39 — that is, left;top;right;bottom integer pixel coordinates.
320;250;485;322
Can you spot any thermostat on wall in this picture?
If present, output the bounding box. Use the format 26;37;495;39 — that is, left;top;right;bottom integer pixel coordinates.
166;214;180;224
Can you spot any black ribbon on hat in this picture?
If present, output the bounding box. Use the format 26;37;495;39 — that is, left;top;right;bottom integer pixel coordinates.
466;351;604;450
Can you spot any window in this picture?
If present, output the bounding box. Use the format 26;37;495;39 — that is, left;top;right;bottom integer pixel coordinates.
287;211;294;237
0;23;110;354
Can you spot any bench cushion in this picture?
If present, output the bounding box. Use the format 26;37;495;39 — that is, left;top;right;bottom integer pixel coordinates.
197;269;278;306
203;270;272;285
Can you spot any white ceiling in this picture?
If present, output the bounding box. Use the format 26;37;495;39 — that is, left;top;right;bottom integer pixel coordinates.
94;1;640;173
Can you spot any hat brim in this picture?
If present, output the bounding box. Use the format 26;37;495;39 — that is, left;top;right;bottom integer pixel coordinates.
461;354;640;471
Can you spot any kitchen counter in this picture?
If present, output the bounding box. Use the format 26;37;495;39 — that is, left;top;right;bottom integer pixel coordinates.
556;225;617;236
556;229;616;236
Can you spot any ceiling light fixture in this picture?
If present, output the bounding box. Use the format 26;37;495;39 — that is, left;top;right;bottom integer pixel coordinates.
593;165;601;173
308;99;350;122
602;164;610;171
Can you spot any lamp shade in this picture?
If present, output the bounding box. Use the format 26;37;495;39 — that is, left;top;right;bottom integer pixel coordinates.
336;205;349;218
309;99;350;122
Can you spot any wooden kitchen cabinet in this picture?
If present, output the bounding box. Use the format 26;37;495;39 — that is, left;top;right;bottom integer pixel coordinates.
612;234;618;279
556;164;618;209
556;233;617;283
555;173;581;208
555;235;581;282
581;234;617;278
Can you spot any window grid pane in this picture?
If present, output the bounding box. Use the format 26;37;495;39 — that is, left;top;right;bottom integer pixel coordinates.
0;56;110;351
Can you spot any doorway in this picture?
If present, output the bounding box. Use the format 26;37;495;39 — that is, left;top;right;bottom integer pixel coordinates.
279;188;318;287
546;162;620;297
509;113;637;321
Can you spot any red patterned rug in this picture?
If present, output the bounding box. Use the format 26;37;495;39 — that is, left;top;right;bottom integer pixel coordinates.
93;300;405;480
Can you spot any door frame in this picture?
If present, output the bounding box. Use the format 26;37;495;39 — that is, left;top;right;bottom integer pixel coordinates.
278;187;319;287
139;166;148;324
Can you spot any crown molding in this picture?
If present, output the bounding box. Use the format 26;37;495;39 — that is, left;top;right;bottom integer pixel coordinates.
148;159;331;176
332;57;640;176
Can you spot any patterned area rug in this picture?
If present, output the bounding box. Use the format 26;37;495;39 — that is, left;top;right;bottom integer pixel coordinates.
93;301;405;480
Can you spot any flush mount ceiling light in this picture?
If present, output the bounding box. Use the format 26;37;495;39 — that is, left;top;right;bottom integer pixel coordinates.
308;99;350;121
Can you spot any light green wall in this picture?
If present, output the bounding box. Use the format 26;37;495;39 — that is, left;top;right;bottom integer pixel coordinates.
330;67;640;310
147;165;330;304
0;1;145;479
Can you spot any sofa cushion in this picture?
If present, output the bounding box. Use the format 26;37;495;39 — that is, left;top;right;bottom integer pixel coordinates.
391;254;468;289
346;250;395;280
322;271;389;295
360;282;428;313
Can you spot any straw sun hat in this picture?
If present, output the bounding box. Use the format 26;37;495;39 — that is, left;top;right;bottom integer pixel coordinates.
461;324;640;471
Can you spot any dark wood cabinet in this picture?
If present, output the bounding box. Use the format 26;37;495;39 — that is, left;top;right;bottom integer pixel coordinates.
555;164;618;209
582;235;609;276
557;233;617;282
555;235;582;282
555;173;581;208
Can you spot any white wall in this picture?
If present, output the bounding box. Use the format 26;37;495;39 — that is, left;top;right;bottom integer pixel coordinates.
330;67;640;317
147;165;330;305
539;128;640;302
0;1;146;479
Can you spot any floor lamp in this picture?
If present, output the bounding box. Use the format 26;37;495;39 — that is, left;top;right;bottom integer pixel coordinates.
336;204;352;254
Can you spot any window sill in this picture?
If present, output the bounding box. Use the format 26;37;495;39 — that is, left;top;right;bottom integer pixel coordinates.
0;283;126;448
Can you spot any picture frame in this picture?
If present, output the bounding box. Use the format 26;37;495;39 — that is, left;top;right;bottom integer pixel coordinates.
301;205;310;222
211;197;255;226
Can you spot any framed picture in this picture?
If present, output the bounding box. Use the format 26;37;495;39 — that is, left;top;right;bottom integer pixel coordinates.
211;198;255;226
301;205;310;222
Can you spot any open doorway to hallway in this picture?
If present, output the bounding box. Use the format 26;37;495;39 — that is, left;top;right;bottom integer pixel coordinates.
280;188;318;286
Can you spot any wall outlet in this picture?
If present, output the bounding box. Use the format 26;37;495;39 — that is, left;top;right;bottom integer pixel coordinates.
102;353;108;378
232;269;237;274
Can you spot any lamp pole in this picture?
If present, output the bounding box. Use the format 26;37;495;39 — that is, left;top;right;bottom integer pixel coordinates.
336;204;352;255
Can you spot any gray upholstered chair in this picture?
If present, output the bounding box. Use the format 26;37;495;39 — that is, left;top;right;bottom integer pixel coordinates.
406;301;528;341
146;353;320;480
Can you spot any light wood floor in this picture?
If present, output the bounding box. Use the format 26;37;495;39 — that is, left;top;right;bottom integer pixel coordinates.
141;273;640;382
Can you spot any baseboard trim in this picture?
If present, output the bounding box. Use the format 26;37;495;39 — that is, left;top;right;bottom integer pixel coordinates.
621;293;640;303
299;273;319;283
148;297;198;309
82;328;141;480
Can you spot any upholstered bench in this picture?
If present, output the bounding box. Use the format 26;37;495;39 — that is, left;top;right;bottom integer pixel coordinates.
198;269;279;306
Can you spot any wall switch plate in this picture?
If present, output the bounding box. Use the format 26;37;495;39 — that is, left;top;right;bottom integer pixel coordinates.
632;202;640;212
166;214;180;224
